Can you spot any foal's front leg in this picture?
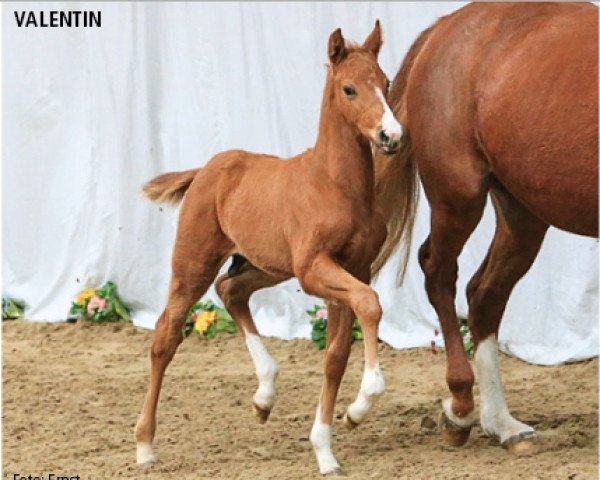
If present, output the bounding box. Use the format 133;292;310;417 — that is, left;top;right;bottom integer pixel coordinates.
310;302;353;475
298;254;385;474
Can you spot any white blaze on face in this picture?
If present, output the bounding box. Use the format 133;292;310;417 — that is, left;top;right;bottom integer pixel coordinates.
244;330;278;410
375;87;402;140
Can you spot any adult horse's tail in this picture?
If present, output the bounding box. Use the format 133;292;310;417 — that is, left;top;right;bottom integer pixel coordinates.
142;168;200;205
370;25;436;282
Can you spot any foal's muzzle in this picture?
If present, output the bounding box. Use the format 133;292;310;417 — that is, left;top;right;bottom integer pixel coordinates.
374;126;402;154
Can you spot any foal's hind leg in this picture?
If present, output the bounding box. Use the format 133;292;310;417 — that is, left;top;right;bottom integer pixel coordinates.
135;211;232;464
215;261;284;423
467;185;548;453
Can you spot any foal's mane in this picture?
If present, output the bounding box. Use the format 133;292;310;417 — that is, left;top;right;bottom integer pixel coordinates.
371;23;438;282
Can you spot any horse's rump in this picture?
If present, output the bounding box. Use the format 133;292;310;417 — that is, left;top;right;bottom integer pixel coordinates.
400;2;598;236
474;3;598;235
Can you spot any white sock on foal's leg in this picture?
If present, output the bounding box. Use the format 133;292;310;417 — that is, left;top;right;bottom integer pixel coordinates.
136;442;156;465
244;330;278;412
346;362;385;425
476;335;535;443
310;405;341;474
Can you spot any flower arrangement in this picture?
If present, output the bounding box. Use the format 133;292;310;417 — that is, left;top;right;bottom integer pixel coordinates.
430;317;473;357
184;299;238;338
2;297;25;321
307;304;363;350
458;316;474;356
70;281;131;322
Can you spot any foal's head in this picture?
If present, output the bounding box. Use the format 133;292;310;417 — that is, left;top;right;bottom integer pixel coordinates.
327;21;402;154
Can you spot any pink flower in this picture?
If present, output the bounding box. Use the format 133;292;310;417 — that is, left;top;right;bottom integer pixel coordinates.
315;307;328;320
87;296;108;314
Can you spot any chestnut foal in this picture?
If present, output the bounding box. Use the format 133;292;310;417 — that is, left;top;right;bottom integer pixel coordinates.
135;22;403;474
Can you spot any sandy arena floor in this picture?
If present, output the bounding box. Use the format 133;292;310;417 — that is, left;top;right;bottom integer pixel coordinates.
2;321;598;479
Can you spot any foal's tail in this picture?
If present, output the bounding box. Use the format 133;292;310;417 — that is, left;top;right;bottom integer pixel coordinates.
370;24;437;283
142;168;200;205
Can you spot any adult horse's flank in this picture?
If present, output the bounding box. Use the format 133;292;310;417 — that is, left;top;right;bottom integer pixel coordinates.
135;22;405;475
376;2;598;453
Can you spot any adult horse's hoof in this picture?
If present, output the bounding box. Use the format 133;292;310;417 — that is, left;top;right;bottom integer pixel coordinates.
502;431;538;455
439;411;472;447
342;411;358;430
253;403;271;423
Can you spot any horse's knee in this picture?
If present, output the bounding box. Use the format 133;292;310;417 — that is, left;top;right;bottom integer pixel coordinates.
353;290;382;325
151;329;183;361
419;244;458;306
150;310;185;362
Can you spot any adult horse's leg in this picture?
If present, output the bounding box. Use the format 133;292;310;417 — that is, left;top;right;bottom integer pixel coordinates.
418;168;488;446
311;302;354;475
297;254;384;474
215;261;283;423
134;203;232;465
466;185;548;452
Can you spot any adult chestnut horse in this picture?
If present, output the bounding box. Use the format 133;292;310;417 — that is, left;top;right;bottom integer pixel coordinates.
135;23;406;475
376;2;598;453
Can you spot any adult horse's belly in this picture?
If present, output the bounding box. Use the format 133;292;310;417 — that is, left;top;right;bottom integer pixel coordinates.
476;4;598;236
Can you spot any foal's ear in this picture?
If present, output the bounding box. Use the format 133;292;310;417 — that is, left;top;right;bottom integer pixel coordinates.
328;28;347;65
363;20;383;58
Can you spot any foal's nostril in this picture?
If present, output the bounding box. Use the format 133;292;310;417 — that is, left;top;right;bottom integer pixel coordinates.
378;129;390;145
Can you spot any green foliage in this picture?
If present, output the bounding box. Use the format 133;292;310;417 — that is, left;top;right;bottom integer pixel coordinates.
310;315;327;350
69;281;131;323
458;316;473;356
308;304;363;350
2;297;25;321
184;299;238;339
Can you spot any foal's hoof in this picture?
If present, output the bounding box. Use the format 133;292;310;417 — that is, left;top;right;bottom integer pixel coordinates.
136;443;156;466
253;403;271;423
502;431;538;455
324;467;346;477
342;411;358;430
439;411;472;447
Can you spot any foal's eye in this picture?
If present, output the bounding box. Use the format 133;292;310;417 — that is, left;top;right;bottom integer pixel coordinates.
343;85;356;97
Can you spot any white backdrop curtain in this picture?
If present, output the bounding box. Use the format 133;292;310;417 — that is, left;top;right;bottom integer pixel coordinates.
3;2;598;365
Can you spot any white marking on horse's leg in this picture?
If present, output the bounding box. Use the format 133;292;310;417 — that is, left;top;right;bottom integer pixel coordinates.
310;405;341;475
244;329;278;410
346;362;385;424
476;335;535;443
375;87;403;139
442;397;477;427
136;442;156;465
